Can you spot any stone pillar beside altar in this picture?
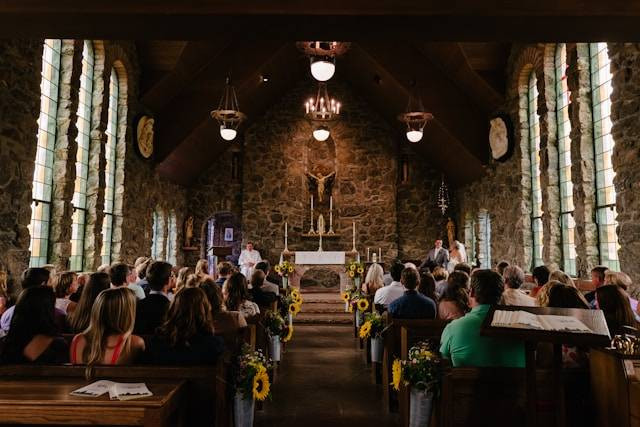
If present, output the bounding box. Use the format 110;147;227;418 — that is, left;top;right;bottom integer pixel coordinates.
290;251;352;292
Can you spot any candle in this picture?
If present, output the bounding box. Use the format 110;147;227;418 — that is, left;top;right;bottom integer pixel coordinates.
367;247;370;262
311;195;314;211
378;247;382;261
284;221;288;248
352;221;355;243
357;252;361;263
279;252;283;264
330;196;333;212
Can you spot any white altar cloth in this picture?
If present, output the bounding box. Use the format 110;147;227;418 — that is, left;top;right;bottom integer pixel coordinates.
295;251;345;265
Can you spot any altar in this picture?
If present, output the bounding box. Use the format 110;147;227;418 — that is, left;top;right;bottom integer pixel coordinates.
291;251;351;292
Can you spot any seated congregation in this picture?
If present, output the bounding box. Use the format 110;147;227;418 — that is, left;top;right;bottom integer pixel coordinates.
0;257;285;368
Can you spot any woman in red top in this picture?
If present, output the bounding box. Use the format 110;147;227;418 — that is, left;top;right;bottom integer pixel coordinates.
70;287;145;371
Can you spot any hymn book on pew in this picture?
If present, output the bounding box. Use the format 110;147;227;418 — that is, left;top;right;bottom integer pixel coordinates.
491;310;593;333
71;380;153;400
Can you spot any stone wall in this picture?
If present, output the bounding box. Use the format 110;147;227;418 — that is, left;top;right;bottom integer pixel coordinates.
0;39;188;290
0;40;43;290
458;42;640;291
187;77;445;268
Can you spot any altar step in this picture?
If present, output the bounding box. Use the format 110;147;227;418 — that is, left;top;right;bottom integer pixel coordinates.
296;292;352;325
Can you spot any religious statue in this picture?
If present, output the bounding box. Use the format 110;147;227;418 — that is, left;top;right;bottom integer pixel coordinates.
447;217;456;248
306;170;336;202
184;216;194;248
135;116;155;159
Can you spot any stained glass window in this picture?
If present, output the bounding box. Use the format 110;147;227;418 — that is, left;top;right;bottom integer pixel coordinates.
69;41;94;271
528;72;544;269
101;68;119;265
478;211;491;269
29;39;61;267
555;44;577;276
589;43;620;271
464;214;476;266
151;209;166;260
165;211;177;265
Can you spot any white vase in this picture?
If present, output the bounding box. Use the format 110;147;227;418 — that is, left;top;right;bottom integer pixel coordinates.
355;310;363;328
269;335;282;362
409;388;434;427
234;392;255;427
354;276;361;288
345;301;350;313
287;313;293;326
282;276;288;289
370;336;383;363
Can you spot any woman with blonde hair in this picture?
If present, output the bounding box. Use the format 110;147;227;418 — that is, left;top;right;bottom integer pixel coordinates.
195;259;209;280
604;271;639;315
174;267;193;294
70;287;145;370
536;270;575;307
53;271;78;314
362;263;384;295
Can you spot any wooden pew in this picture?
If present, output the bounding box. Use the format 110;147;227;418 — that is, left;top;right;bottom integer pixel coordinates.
381;316;449;413
0;363;227;427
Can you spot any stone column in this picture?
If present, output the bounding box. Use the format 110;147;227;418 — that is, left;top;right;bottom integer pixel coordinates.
48;40;83;270
567;43;599;277
609;43;640;293
0;40;43;287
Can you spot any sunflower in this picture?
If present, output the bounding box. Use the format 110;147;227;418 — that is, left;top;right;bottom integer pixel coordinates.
288;266;294;273
289;303;301;316
392;359;403;391
350;264;356;271
274;265;281;274
341;292;350;302
290;288;300;298
357;267;364;274
252;368;271;401
357;298;369;312
348;271;355;278
359;321;372;339
283;325;294;342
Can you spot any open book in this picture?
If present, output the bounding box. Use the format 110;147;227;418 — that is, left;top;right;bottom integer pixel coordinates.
71;381;153;400
491;310;593;333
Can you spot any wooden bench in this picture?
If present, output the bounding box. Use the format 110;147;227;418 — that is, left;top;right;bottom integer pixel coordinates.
381;316;449;412
0;363;228;427
0;377;185;427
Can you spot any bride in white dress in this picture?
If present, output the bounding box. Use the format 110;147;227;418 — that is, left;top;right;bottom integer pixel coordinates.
447;240;467;272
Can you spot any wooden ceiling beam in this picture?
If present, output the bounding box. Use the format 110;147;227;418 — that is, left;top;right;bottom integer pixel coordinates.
156;43;305;185
414;43;504;115
2;1;640;40
341;44;485;186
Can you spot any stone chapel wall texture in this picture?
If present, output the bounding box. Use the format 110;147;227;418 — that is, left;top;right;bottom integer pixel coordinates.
187;78;445;267
0;39;187;288
458;43;640;291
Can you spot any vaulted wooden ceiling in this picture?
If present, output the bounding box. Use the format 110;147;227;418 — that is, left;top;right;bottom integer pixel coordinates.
136;40;508;186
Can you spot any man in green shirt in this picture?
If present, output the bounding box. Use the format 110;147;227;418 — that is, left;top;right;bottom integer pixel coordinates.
440;269;525;368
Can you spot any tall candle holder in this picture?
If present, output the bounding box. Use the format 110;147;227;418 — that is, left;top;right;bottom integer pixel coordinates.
327;196;335;235
308;195;316;235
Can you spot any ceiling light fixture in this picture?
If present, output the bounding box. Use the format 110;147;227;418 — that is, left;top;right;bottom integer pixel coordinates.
297;41;351;82
210;77;246;142
398;87;433;143
305;83;341;141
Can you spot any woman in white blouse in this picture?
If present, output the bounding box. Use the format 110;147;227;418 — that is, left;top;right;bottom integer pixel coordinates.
223;272;260;319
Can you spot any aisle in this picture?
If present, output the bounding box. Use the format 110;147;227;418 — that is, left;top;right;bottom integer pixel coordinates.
255;325;398;427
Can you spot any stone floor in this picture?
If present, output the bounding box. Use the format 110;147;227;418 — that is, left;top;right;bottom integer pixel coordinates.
255;325;398;427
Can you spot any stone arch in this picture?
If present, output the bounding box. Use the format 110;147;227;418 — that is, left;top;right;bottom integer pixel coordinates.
511;45;544;271
199;211;242;265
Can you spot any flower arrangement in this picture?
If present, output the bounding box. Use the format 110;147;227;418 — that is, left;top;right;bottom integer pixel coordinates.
263;310;291;341
356;298;370;312
358;312;385;339
392;341;442;394
235;344;273;401
345;260;365;279
281;288;303;318
274;260;295;277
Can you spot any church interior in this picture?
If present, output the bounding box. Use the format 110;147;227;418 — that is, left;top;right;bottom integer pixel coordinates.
0;2;640;427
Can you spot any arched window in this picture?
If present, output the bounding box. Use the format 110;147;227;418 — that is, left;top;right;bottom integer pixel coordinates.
528;72;544;269
29;39;62;267
69;41;94;271
464;213;476;266
101;68;119;265
151;209;166;260
165;211;178;265
478;210;491;269
589;43;620;270
555;44;577;276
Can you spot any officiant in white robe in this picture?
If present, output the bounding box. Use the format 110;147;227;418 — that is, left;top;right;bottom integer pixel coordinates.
239;241;262;279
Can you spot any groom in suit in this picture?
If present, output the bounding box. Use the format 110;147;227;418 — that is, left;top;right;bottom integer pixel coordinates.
419;239;449;271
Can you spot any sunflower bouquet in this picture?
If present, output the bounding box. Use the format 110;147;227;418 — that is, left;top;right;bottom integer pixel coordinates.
345;260;366;280
274;260;295;277
392;341;442;394
235;345;273;402
281;288;303;319
263;310;292;341
358;312;385;339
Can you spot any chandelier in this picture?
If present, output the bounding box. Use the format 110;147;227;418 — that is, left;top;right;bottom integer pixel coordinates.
210;77;246;141
398;89;433;143
437;175;450;215
296;41;351;82
305;83;341;141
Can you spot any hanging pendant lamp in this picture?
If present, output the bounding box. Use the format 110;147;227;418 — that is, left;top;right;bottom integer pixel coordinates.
210;77;246;141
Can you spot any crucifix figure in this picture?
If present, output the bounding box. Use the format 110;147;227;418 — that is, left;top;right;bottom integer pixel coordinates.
306;170;336;202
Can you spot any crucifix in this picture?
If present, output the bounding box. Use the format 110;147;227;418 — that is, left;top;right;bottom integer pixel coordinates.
306;171;336;202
